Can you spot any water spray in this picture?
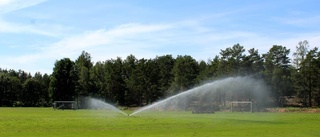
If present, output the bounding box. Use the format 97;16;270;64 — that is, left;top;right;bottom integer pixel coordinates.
129;76;269;116
88;98;128;116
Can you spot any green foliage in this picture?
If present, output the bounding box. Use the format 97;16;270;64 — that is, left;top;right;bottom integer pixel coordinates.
143;58;161;103
21;79;42;106
172;55;199;92
90;61;107;98
50;58;77;101
75;51;93;97
241;48;264;76
154;55;175;96
293;42;320;107
105;58;126;105
0;73;21;106
219;44;246;76
263;45;293;106
298;48;319;107
1;40;320;107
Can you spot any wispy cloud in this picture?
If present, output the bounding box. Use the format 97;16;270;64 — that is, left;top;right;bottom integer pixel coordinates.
2;19;320;74
0;0;64;36
1;23;174;73
2;0;320;75
0;0;47;14
0;18;58;36
0;0;11;6
276;16;320;27
46;23;173;57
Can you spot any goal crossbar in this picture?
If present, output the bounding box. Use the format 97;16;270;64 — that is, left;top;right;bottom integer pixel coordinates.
53;101;77;110
231;101;252;113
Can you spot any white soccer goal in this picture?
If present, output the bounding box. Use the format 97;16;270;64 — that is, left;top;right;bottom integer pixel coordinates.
53;101;77;110
230;101;252;113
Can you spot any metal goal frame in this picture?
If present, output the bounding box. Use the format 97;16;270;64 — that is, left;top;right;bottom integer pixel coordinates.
230;101;252;113
53;101;77;110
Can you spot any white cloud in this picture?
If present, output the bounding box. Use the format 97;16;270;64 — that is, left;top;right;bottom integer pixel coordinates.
0;23;174;74
2;20;320;74
0;0;62;36
0;0;47;14
45;23;173;58
0;19;58;36
274;13;320;27
0;0;11;6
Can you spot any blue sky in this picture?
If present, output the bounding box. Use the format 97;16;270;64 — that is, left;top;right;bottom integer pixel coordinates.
0;0;319;74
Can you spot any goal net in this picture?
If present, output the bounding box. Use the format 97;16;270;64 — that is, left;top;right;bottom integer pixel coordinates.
230;101;252;113
53;101;77;110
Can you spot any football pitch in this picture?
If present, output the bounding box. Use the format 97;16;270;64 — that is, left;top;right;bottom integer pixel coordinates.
0;108;319;137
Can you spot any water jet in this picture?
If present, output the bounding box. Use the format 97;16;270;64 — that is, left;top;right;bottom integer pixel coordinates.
129;76;269;116
88;98;128;116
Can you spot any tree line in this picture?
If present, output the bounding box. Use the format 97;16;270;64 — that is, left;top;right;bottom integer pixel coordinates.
1;41;319;107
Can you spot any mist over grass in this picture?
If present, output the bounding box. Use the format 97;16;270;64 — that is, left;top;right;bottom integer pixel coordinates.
85;98;128;116
131;76;270;116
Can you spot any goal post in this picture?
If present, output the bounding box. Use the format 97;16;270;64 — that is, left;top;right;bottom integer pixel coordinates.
53;101;77;110
231;101;252;113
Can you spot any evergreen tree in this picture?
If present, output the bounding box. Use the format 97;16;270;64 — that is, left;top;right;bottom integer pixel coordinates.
219;44;245;76
75;51;93;95
263;45;292;106
105;58;126;105
197;60;209;82
123;55;138;106
171;55;199;93
155;55;175;97
299;48;319;107
144;58;161;104
90;61;107;99
241;48;264;76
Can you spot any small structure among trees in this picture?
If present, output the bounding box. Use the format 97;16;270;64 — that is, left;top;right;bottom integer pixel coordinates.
53;101;77;110
230;101;253;113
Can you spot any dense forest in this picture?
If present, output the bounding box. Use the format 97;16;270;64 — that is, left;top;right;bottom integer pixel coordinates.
1;41;319;108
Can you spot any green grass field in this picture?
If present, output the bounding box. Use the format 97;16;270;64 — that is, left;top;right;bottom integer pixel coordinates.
0;108;319;137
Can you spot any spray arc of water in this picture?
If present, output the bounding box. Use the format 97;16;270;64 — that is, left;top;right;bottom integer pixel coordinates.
89;98;128;116
129;76;269;116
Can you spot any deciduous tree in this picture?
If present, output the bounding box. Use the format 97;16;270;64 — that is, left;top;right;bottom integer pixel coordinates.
50;58;77;101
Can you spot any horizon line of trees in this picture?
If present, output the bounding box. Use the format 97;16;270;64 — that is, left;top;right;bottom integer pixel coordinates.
1;41;320;107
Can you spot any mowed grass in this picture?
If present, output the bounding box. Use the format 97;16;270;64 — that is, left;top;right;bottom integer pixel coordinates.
0;108;319;137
